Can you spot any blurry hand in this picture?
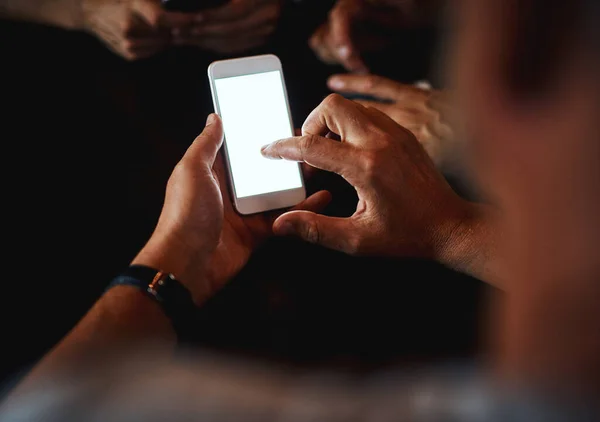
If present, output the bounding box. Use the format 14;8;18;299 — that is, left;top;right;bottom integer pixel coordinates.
328;74;456;169
81;0;194;60
261;94;471;261
172;0;281;54
309;0;418;72
135;115;331;304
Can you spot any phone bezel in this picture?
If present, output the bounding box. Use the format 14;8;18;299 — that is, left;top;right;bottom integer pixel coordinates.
208;54;306;215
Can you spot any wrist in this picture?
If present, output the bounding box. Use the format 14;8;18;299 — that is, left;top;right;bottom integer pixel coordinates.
101;285;177;344
436;203;488;274
132;233;213;305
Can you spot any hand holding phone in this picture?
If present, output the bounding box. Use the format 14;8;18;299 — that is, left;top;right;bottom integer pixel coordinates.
208;55;306;215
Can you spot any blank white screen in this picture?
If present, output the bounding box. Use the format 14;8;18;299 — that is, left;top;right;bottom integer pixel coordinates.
215;71;302;198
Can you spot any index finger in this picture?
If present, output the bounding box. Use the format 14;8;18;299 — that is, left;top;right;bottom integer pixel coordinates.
301;94;374;143
261;135;363;187
327;74;414;102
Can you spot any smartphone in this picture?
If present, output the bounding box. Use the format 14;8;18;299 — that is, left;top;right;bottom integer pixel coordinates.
208;54;306;215
162;0;228;12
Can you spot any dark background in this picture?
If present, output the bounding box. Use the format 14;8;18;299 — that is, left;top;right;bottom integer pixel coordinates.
0;1;488;386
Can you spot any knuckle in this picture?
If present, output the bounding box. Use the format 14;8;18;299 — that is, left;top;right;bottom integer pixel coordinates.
122;39;135;52
359;150;381;179
344;233;363;255
364;76;378;90
299;135;318;156
172;160;187;178
121;17;136;35
323;93;345;109
304;220;320;244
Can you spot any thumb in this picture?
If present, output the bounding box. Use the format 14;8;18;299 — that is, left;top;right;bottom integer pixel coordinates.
183;114;224;168
273;211;358;254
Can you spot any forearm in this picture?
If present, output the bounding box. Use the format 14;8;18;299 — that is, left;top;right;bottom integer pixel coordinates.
11;286;176;397
441;203;506;289
0;0;83;30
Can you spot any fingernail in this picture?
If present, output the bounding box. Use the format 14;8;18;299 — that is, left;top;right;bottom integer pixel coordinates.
172;28;181;36
192;27;202;35
338;45;351;59
260;144;277;158
275;221;294;236
328;77;344;90
194;14;204;22
206;114;216;126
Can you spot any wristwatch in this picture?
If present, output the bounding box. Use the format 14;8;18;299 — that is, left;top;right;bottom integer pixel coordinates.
107;265;197;341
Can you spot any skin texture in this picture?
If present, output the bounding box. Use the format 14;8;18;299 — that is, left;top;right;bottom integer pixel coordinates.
80;0;196;60
263;94;469;260
0;0;282;59
327;73;458;170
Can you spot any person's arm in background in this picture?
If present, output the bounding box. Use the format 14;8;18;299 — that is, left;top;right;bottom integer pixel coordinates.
261;94;507;289
0;0;196;60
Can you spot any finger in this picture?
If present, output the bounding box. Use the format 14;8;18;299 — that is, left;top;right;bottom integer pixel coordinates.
184;114;224;168
194;0;265;23
352;99;396;116
355;100;425;130
261;135;361;184
273;211;357;254
123;46;164;60
328;2;368;73
190;4;278;36
123;36;168;50
309;24;339;65
301;93;373;141
132;0;194;28
327;74;410;101
291;190;332;213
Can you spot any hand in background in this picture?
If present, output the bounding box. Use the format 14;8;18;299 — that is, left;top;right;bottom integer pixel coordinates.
172;0;282;54
309;0;419;73
328;74;457;170
81;0;194;60
261;94;471;262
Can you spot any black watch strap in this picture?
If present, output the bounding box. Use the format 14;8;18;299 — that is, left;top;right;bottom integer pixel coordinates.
107;265;197;342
